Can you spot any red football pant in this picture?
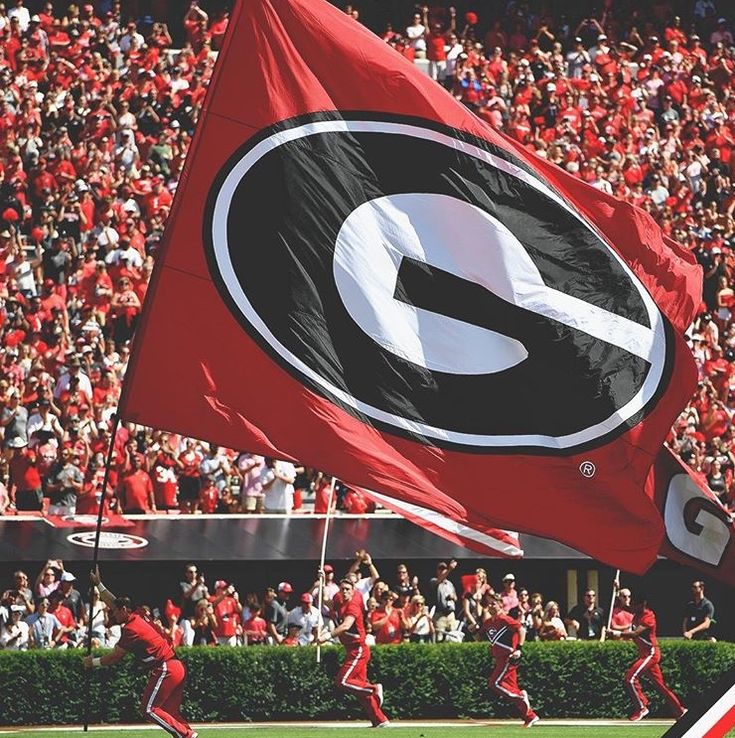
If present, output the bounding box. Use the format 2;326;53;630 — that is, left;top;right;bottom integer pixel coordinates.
489;657;534;720
625;649;685;716
140;659;193;738
335;644;388;726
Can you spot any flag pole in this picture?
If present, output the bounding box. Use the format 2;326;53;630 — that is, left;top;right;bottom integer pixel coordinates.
601;568;621;642
83;415;121;731
316;475;337;663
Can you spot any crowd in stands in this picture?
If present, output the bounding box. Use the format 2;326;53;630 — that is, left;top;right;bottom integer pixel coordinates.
0;550;717;649
0;0;730;516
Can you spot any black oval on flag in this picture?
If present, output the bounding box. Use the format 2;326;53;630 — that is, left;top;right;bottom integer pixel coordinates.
205;113;672;454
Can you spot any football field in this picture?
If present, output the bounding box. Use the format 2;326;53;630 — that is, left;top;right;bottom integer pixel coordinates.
0;721;714;738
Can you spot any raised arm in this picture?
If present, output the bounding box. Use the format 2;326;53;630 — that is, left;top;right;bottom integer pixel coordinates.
90;565;116;607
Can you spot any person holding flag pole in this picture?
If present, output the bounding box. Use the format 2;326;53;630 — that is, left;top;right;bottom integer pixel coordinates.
82;565;197;738
317;576;389;728
616;590;687;722
314;475;388;726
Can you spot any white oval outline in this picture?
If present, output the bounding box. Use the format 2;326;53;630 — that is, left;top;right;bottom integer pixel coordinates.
67;531;149;549
210;119;667;450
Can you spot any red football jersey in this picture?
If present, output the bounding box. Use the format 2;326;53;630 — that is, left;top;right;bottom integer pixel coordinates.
480;612;521;658
631;607;658;656
336;595;365;648
118;612;176;667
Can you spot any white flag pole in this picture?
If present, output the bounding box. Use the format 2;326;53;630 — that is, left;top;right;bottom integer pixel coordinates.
316;476;337;663
601;568;621;642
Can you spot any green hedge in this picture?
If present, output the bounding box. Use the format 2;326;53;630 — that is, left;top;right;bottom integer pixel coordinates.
1;641;733;725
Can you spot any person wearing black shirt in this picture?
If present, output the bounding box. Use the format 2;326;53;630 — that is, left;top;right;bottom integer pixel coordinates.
264;582;291;644
59;571;85;624
683;581;716;641
564;590;605;640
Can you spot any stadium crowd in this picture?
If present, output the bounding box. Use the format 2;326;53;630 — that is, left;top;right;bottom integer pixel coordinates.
0;550;717;649
0;0;728;516
0;0;729;518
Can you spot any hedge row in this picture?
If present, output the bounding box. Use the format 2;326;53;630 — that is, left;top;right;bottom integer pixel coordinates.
2;641;734;724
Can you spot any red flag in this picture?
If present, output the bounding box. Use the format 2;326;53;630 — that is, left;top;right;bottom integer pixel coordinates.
119;0;701;573
648;447;735;586
360;490;522;559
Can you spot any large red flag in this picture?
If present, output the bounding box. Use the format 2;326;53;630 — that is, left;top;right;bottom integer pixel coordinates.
119;0;701;573
648;446;735;586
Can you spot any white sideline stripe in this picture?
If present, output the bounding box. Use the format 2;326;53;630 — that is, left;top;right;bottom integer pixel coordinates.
0;719;678;732
678;683;735;737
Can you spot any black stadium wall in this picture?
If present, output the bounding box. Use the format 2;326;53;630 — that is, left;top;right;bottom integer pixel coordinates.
2;516;733;640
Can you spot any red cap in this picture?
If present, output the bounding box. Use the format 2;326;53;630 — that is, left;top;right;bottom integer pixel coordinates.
300;593;313;604
323;564;334;573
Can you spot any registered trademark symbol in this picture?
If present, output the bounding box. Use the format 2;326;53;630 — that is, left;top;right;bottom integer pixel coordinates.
579;461;596;478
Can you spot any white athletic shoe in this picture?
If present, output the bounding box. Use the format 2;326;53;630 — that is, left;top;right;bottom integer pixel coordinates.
375;683;384;707
374;721;391;728
189;732;198;738
523;715;540;728
629;708;650;722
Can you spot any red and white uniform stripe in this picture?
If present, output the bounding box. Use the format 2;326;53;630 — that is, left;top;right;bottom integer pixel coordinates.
332;595;387;726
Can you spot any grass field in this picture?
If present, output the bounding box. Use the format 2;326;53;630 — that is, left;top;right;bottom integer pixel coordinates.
0;724;697;738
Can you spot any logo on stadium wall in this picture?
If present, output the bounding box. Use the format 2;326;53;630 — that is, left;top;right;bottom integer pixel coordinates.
205;113;672;454
67;532;148;549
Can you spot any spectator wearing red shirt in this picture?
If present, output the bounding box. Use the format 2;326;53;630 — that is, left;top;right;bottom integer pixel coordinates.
198;475;218;514
120;453;156;514
242;602;267;645
149;434;180;511
8;441;42;510
177;438;203;514
607;587;635;638
47;589;77;646
209;11;229;51
370;590;403;644
209;580;242;646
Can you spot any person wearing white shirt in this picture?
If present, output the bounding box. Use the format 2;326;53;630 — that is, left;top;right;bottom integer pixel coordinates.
26;400;64;445
286;593;320;645
118;21;144;54
53;357;93;400
405;10;427;55
0;606;30;650
259;458;295;513
8;0;30;33
105;241;143;269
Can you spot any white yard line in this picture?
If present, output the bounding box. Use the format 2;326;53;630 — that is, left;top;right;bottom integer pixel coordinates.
0;719;677;732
